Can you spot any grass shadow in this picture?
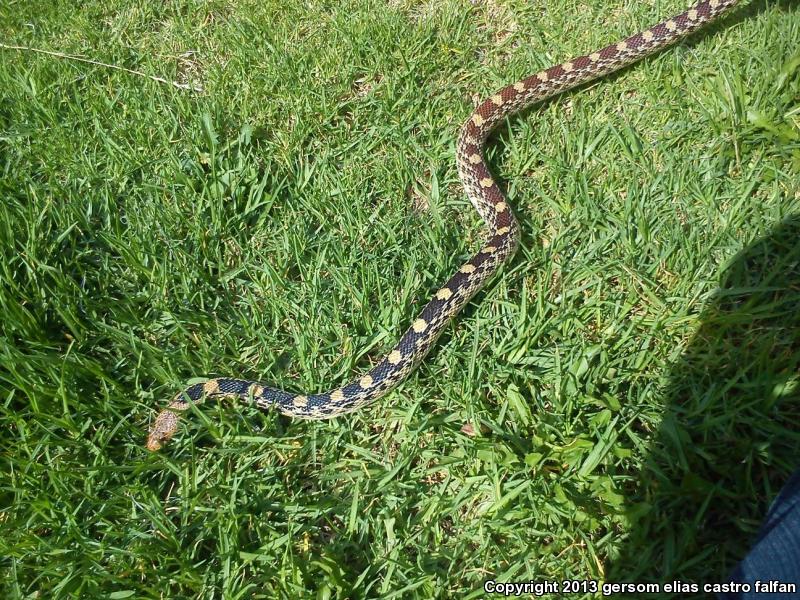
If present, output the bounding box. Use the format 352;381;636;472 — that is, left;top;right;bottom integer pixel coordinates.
608;215;800;590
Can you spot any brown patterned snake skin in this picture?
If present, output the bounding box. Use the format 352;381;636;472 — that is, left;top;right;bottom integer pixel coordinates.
147;0;741;451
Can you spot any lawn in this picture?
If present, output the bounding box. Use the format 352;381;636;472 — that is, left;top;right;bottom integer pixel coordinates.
2;0;799;597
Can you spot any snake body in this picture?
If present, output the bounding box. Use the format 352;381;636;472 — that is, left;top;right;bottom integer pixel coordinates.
147;0;740;451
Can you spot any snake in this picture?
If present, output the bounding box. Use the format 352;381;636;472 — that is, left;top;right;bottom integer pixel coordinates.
147;0;740;451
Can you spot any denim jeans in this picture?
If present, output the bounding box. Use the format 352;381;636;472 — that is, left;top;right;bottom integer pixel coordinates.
718;470;800;599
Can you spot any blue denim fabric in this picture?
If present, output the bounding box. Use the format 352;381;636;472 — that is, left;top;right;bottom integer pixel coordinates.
718;470;800;599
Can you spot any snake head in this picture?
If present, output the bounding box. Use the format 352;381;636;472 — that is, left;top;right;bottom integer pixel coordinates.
146;401;188;452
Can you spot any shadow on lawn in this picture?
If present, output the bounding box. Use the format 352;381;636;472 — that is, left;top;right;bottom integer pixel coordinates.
608;215;800;590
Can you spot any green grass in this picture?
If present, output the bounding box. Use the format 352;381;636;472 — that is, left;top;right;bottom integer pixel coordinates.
2;0;800;597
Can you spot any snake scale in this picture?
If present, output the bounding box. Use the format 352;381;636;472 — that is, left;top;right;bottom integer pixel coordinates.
147;0;740;451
